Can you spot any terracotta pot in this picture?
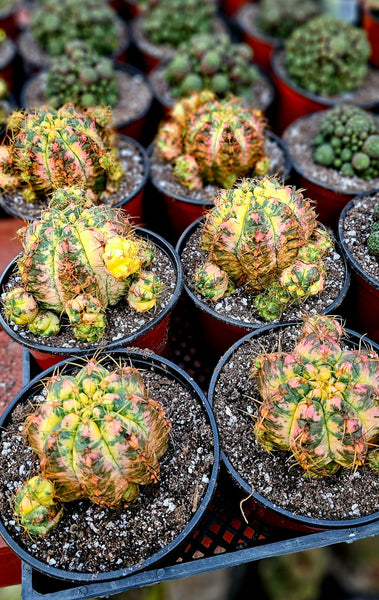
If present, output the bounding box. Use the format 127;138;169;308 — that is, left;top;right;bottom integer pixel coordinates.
0;228;183;369
362;7;379;68
234;4;280;74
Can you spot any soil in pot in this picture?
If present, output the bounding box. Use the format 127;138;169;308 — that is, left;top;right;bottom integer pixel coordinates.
0;352;216;577
211;323;379;522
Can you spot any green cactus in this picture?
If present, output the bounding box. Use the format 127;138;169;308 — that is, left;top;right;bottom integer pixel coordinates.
368;203;379;257
164;33;260;101
252;314;379;478
155;92;269;190
141;0;216;47
256;0;320;40
0;103;124;203
46;41;119;109
14;476;64;536
31;0;119;57
194;177;332;320
194;261;235;301
313;106;379;181
285;16;371;96
3;187;161;342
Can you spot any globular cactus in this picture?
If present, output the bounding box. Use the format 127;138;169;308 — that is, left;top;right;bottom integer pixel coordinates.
31;0;119;57
285;16;371;96
14;476;63;536
252;314;379;478
141;0;216;47
14;358;171;535
46;41;119;109
155;92;269;190
367;202;379;257
194;177;332;320
256;0;320;40
3;187;161;342
0;103;124;204
313;105;379;181
164;33;259;101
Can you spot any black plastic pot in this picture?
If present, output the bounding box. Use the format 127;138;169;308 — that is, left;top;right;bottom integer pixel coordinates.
0;348;220;583
208;321;379;532
0;227;183;369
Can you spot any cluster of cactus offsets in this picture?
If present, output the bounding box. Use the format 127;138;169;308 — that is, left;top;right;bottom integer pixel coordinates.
3;187;161;342
0;103;124;203
367;203;379;257
31;0;119;57
14;476;63;536
252;314;379;478
155;92;269;190
142;0;216;47
195;177;333;320
256;0;320;40
46;41;119;109
13;359;172;534
285;16;371;96
313;105;379;180
164;33;260;100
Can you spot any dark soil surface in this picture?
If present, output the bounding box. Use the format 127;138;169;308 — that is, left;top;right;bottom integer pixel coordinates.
211;324;379;520
0;359;215;575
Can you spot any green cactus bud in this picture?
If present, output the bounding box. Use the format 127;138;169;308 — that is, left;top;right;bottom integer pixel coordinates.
352;152;370;172
363;135;379;159
14;476;63;536
368;231;379;256
373;203;379;221
28;311;60;337
127;270;162;312
211;73;230;94
313;144;335;167
4;288;39;325
194;261;233;301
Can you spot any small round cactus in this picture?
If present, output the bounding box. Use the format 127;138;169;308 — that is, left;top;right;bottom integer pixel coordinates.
256;0;320;40
14;476;63;536
367;202;379;257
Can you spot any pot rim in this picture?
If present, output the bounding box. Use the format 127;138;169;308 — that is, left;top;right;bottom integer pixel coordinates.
175;216;351;331
0;348;220;582
0;227;183;357
207;319;379;529
234;2;283;48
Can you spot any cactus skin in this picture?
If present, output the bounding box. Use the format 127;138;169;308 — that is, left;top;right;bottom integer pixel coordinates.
127;271;161;312
155;92;269;190
252;315;379;478
46;41;119;109
256;0;320;40
24;359;171;511
313;106;379;181
194;261;235;302
14;476;63;536
285;16;370;96
0;104;123;204
28;311;61;337
3;187;161;342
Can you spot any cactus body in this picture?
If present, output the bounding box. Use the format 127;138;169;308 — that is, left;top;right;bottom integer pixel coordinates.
256;0;320;39
14;476;63;536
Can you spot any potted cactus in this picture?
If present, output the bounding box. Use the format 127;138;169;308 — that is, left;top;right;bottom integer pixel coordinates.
149;92;291;238
234;0;320;74
283;105;379;226
361;0;379;68
0;349;219;580
0;103;149;222
176;177;350;358
208;314;379;531
271;15;378;133
0;186;183;368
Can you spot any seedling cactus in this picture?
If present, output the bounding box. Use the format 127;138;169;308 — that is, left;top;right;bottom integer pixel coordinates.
252;314;379;478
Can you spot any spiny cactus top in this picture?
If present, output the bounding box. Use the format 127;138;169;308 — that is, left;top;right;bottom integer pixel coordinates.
313;105;379;181
3;187;161;342
141;0;216;47
256;0;320;40
31;0;119;57
252;315;379;478
155;92;269;190
285;16;371;96
46;41;119;109
164;33;260;101
13;358;172;534
194;177;333;321
367;203;379;257
0;103;124;203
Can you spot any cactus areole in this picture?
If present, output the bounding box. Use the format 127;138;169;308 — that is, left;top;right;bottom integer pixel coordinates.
252;315;379;478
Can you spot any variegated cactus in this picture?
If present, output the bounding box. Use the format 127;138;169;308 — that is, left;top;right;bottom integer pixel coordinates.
14;476;63;536
194;177;332;320
0;103;123;203
155;92;269;190
3;187;161;342
252;315;379;477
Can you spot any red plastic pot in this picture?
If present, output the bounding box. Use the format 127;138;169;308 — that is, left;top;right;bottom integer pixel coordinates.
207;321;379;532
0;228;183;369
176;218;350;359
362;7;379;68
234;4;280;74
0;536;21;587
220;0;251;17
0;3;18;38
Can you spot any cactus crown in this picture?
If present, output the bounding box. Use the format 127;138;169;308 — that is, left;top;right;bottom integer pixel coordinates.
285;16;371;96
313;105;379;181
195;177;333;321
256;0;320;40
164;33;260;101
31;0;119;57
252;314;379;478
142;0;216;46
0;103;124;203
155;92;269;190
46;41;119;109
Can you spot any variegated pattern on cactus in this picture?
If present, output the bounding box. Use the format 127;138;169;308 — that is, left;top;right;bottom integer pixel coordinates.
14;476;63;536
252;315;379;477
